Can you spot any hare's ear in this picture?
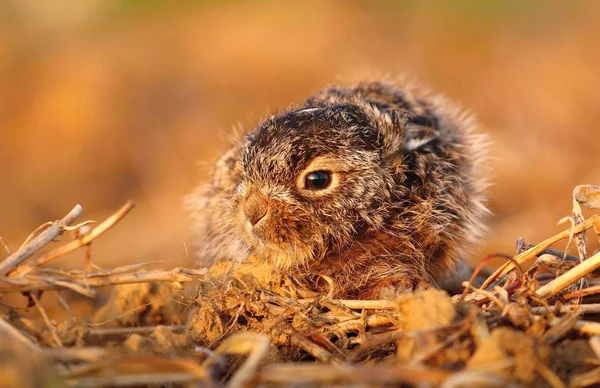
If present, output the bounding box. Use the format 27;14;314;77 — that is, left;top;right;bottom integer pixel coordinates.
403;116;439;152
362;104;439;156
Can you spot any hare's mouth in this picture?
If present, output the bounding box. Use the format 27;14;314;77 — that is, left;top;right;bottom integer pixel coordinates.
236;202;321;267
239;208;289;249
240;226;319;268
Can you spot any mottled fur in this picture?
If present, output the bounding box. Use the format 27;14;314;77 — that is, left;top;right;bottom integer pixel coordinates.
186;80;489;298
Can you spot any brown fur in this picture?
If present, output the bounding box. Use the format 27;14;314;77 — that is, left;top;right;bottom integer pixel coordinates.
185;80;489;298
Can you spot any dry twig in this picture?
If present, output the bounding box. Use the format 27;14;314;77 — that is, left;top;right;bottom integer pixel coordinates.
259;364;451;386
0;315;40;352
0;268;207;295
536;250;600;299
12;201;134;276
481;215;600;289
0;204;83;275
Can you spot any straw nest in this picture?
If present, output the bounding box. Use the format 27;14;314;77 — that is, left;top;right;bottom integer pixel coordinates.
2;185;600;387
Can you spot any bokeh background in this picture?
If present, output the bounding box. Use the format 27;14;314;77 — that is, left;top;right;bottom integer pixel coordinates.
1;0;600;275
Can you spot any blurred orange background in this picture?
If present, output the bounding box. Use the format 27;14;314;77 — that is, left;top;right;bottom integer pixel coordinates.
1;0;599;273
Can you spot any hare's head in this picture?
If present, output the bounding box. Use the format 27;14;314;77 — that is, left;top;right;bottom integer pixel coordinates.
188;81;488;297
231;101;440;268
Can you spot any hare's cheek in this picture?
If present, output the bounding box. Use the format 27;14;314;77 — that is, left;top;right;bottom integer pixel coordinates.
255;209;299;248
251;224;270;244
252;216;286;245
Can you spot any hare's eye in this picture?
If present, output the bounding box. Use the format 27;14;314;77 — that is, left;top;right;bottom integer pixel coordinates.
305;171;332;190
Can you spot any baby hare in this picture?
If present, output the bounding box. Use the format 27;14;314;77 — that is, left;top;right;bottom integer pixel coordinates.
187;80;489;298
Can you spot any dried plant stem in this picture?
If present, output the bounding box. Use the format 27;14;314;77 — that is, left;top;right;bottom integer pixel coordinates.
205;333;269;388
544;314;582;344
575;320;600;336
18;222;54;251
411;324;472;364
531;304;600;315
0;268;207;295
569;367;600;388
0;316;40;352
462;282;506;309
536;360;567;388
88;325;186;338
0;204;83;275
64;356;210;383
264;295;397;311
351;329;404;356
12;201;134;276
259;364;450;386
289;332;336;362
563;286;600;300
0;234;12;255
589;337;600;360
482;215;600;289
31;293;63;348
68;373;202;387
43;347;107;362
536;251;600;299
299;298;397;310
439;369;511;388
84;261;165;276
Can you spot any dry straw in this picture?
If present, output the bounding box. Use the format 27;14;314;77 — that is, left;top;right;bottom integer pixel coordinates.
1;188;600;387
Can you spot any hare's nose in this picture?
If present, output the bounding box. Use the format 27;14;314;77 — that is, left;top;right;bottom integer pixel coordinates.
244;191;269;226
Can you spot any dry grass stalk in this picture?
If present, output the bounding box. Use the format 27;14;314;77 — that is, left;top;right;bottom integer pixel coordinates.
536;250;600;298
297;298;397;310
68;373;202;387
43;347;108;362
31;293;63;348
63;356;211;387
481;214;600;289
575;321;600;336
205;333;270;388
0;204;83;275
88;324;186;338
0;315;40;352
530;304;600;314
0;234;12;256
0;267;207;295
570;367;600;388
563;285;600;300
259;364;451;386
11;201;134;276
